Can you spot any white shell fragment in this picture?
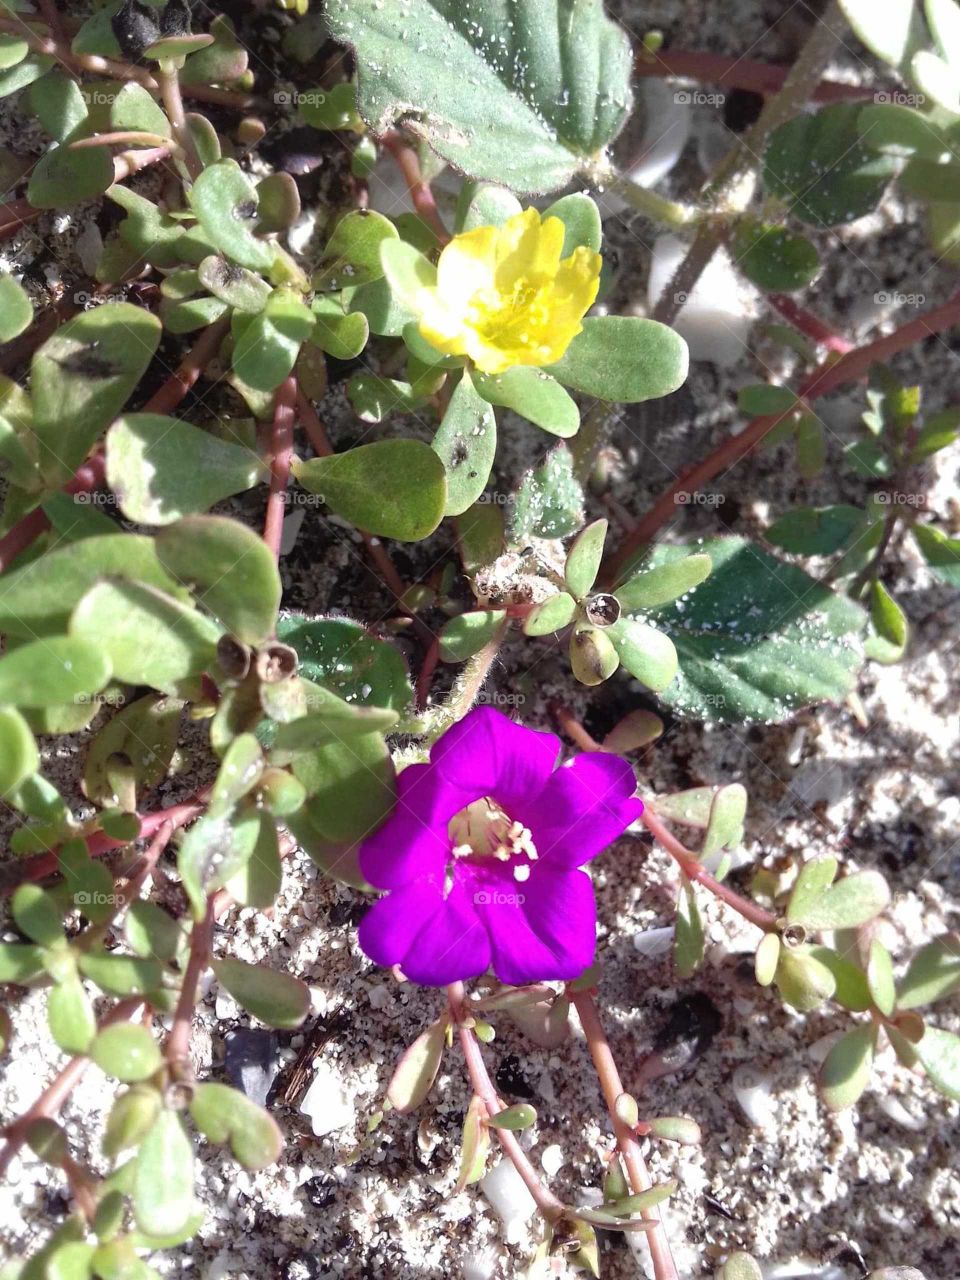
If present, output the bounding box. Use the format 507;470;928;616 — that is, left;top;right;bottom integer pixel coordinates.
480;1157;537;1244
648;235;756;367
299;1060;355;1138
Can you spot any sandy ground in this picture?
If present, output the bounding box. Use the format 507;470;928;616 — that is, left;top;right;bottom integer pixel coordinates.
2;1;960;1278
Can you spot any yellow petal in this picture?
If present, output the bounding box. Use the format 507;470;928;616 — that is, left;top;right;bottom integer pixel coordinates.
436;224;498;307
494;208;564;290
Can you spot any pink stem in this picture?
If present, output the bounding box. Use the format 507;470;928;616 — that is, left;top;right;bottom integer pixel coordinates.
263;376;297;562
570;989;679;1280
633;47;871;103
382;134;450;245
768;294;854;354
165;899;214;1076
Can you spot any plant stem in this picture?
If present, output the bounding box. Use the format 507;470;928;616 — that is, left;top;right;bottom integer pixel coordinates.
143;314;230;415
447;983;565;1222
606;287;960;573
593;167;696;229
263;376;297;561
156;63;202;181
633;46;870;103
768;293;854;354
422;619;508;743
382;134;450;244
166;898;215;1079
569;989;679;1280
651;1;846;325
0;997;142;1178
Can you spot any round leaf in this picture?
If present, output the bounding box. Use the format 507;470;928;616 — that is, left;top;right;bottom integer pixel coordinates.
433;370;497;516
546;316;688;403
212;956;309;1029
0;636;110;708
91;1024;163;1082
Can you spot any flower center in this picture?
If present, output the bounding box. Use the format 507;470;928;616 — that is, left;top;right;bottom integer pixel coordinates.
448;797;538;864
465;278;554;359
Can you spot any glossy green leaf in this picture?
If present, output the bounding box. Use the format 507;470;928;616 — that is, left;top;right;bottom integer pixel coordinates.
91;1024;163;1082
0;635;110;708
189;1082;283;1169
134;1111;196;1238
310;295;369;359
212;956;309;1029
564;518;607;598
0;273;32;342
755;932;781;986
293;440;447;541
327;0;633;194
473;366;579;438
276;614;412;712
914;521;960;585
439;609;507;662
315;209;398;290
857;102;954;158
607;618;678;692
31;303;162;483
295;731;395;843
107;413;266;525
70;581;220;695
434;370;497;516
615;553;712;610
766;505;866;556
674;874;703;978
788;858;891;930
732;221;820;292
775;945;837;1012
839;0;927;68
764;103;898;227
546;316;688;403
522;591;577;636
187;159;274;271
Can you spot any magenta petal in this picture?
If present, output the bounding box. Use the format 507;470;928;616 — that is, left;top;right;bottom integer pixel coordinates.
481;865;596;985
431;706;561;810
358;763;462;889
358;878;441;969
529;753;642;867
400;879;491;985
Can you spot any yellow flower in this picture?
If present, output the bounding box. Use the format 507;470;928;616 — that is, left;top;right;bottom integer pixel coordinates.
417;208;602;376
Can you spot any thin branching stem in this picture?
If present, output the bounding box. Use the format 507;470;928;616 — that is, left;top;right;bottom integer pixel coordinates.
263;376;298;562
383;134;450;244
166;898;215;1079
633;45;872;102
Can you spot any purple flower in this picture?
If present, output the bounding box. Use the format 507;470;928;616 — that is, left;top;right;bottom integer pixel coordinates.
357;706;642;987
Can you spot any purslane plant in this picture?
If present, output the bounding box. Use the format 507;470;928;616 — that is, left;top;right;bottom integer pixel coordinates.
0;0;958;1277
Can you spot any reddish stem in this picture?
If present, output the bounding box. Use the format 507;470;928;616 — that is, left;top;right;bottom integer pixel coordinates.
142;314;230;416
415;637;440;713
263;376;297;561
0;199;42;238
166;898;215;1077
767;294;854;354
634;47;870;103
0;997;142;1178
0;506;50;572
382;134;450;245
570;989;679;1280
608;288;960;573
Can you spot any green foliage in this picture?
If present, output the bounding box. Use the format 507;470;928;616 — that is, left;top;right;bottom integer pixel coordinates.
327;0;633;193
546;317;689;403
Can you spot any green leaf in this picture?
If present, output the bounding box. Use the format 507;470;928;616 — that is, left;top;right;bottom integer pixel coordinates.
509;444;584;541
0;273;32;342
210;734;264;813
766;505;866;556
488;1103;537;1131
737;384;797;416
178;810;261;918
212;956;309;1029
641;537;866;723
543;192;603;255
31;303;162;484
788;859;891;930
78;952;163;996
820;1023;876;1111
911;48;960;111
454;181;523;232
387;1017;447;1112
439;609;507;663
345;274;416;337
327;0;633;194
0;32;28;71
125;901;183;963
106;414;266;525
232;290;314;391
0;706;39;795
775;946;836;1012
433;370;497;516
298;80;363;130
569;622;619;686
0;941;45;984
47;977;96;1054
867;940;896;1016
379;238;437;315
858;102;954;159
310;295;369;360
0;53;53;99
315;209;398;290
295;732;395;843
839;0;927;68
225;810;284;908
108;183;214;269
91;1024;163;1082
187;159;274;271
914;521;960;585
473;366;579;438
546;316;688;403
28;129;113;210
70;581;220;695
134;1111;196;1238
565;518;607;598
523;591;577;636
615;553;712;610
156;515;281;646
702;784;747;857
0;635;110;708
84;693;182;809
864;580;908;664
674;874;704;978
346;372;432;422
293;440;447;541
911;406;960;460
607;618;678;692
109;80;171;139
915;1026;960;1100
197;256;271;313
808;944;872;1011
269;693;398;756
180;14;247;86
275;614;412;712
763;103;899;227
898;935;960;1008
189;1082;283;1169
755;932;781;986
732;221;820;292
